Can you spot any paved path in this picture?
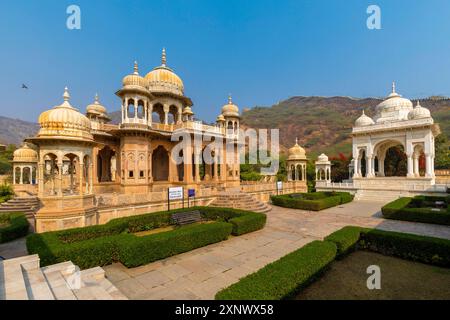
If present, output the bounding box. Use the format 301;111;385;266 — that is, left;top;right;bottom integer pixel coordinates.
104;201;450;300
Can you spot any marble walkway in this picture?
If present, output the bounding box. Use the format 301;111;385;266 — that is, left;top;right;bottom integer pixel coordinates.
103;201;450;300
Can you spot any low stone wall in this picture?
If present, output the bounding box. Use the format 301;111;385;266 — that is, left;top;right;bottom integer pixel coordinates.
34;182;307;233
240;181;307;202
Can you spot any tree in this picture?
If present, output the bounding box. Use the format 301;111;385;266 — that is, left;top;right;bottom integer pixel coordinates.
435;134;450;169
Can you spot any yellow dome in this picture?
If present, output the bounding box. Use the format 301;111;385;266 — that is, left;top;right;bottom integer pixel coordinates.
288;138;307;160
86;94;106;114
145;49;184;96
183;106;194;115
38;87;93;141
221;95;240;117
123;61;148;88
13;144;38;163
216;114;225;122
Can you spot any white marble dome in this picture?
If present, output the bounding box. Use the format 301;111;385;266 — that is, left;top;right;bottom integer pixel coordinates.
375;82;413;123
355;110;375;127
317;153;329;162
408;101;431;120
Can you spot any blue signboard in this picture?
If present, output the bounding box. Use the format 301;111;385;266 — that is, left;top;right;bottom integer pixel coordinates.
188;189;195;197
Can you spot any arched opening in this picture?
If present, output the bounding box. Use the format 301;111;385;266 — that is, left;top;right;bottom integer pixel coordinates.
97;146;115;183
168;105;178;124
177;150;184;182
384;145;407;177
14;167;21;184
63;153;79;195
291;165;296;180
127;99;136;118
137;100;145;119
152;146;169;181
22;167;31;184
152;103;165;124
359;149;367;177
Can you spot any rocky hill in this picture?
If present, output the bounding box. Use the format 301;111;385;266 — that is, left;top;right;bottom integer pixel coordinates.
0;116;39;146
0;96;449;158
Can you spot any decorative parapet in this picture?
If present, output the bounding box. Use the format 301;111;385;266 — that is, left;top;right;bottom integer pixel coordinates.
352;118;434;135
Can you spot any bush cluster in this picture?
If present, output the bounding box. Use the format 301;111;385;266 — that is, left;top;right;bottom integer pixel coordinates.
271;191;353;211
0;213;29;243
27;207;266;269
382;196;450;226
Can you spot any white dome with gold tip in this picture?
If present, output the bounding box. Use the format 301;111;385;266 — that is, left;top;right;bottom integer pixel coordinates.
38;87;93;141
288;138;307;160
221;95;240;118
355;110;375;127
13;144;38;163
374;82;413;123
408;100;431;120
317;153;329;163
145;48;184;96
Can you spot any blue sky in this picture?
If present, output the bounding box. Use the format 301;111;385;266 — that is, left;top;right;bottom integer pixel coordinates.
1;0;450;122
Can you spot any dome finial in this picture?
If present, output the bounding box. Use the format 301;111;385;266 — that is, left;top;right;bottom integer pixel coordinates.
416;100;421;107
63;86;70;102
295;137;298;145
362;109;365;115
133;61;139;74
228;94;232;104
94;93;99;104
162;48;167;66
392;81;396;94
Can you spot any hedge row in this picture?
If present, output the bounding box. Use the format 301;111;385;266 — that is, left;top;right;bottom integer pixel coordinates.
325;226;450;267
216;225;450;300
0;213;29;243
382;196;450;226
271;192;354;211
215;241;337;300
27;207;266;269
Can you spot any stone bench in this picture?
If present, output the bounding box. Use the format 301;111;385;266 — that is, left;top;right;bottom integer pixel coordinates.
171;210;202;226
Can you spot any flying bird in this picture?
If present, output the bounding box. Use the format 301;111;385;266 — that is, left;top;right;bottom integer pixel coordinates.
21;84;28;89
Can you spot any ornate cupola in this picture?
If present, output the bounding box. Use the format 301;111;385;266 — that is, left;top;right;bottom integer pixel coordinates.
221;95;240;135
408;100;432;120
86;94;111;130
145;48;185;96
117;61;153;128
355;110;375;127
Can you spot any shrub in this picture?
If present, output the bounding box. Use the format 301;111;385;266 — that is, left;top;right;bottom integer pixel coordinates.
326;226;450;267
0;213;29;243
0;184;14;197
359;229;450;267
27;207;266;269
271;192;353;211
324;226;366;257
215;241;337;300
382;196;450;226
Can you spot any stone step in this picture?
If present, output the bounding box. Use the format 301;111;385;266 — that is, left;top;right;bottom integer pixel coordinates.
0;255;41;300
22;268;55;300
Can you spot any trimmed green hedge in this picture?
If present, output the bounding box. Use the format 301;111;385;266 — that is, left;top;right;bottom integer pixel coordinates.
325;226;450;267
0;213;29;243
215;241;337;300
216;225;450;300
27;207;266;269
271;192;354;211
382;196;450;226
